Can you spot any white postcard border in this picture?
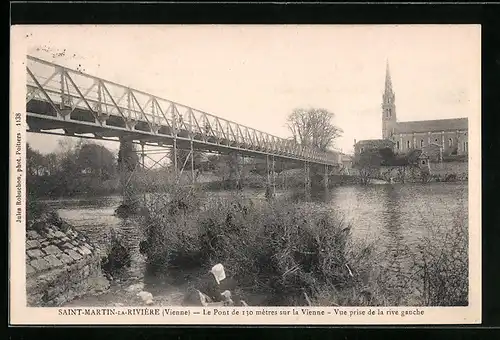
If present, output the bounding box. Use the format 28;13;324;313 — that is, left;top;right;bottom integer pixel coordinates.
9;24;482;325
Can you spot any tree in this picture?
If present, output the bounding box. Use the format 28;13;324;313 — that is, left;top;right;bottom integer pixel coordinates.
286;108;343;151
354;149;383;185
211;152;242;189
76;143;116;180
45;153;59;176
27;143;44;176
205;154;220;171
56;137;79;163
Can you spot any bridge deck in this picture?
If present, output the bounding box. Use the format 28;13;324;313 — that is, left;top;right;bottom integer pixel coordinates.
26;56;341;165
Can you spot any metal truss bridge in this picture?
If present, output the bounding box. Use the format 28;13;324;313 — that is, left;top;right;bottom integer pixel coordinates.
26;56;343;170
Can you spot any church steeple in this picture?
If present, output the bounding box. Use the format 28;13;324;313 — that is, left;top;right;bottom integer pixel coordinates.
382;60;397;139
384;60;393;94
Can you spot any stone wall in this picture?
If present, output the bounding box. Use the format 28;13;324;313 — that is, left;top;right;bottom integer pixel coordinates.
26;215;109;306
429;160;468;178
378;160;468;183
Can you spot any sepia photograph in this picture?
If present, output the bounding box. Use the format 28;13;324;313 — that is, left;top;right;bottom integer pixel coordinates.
10;24;481;324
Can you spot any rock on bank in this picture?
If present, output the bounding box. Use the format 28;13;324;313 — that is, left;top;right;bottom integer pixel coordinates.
26;212;109;306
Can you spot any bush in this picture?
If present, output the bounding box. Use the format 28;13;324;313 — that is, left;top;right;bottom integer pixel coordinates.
141;184;207;272
101;229;132;276
140;185;376;306
26;192;49;225
412;211;468;306
26;192;72;232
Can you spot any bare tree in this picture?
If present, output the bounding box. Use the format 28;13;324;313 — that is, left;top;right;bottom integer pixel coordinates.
286;108;343;151
354;148;383;185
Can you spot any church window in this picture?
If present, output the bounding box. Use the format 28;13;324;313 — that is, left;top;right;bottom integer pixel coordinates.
407;140;410;149
421;160;426;165
420;139;424;147
396;141;400;150
435;138;438;143
448;138;453;147
361;147;364;152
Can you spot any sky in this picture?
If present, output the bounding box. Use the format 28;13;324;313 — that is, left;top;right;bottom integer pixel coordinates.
19;24;480;155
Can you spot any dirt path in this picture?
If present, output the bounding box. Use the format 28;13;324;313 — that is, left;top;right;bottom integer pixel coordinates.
64;274;189;307
64;266;269;307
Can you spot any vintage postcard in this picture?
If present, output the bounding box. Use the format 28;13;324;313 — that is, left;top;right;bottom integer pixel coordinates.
9;24;481;325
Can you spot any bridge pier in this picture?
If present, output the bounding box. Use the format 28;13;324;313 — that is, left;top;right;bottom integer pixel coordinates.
272;155;276;197
281;160;286;190
140;142;146;204
140;143;146;170
265;155;276;199
173;138;178;176
304;161;311;201
190;139;195;185
324;164;329;190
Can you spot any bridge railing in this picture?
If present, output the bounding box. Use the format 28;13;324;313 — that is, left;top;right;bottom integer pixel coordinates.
26;55;340;165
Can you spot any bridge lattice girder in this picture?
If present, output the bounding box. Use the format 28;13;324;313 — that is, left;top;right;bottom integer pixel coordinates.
26;56;342;166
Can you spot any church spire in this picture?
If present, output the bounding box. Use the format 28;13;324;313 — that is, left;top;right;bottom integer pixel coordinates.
384;59;393;94
382;59;396;140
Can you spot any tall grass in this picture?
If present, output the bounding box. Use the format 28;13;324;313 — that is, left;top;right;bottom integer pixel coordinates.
413;210;468;306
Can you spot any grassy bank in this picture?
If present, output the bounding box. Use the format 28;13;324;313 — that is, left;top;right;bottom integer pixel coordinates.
138;184;468;307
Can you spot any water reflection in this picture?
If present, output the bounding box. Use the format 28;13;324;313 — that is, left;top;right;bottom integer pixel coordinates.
323;182;467;270
380;186;411;268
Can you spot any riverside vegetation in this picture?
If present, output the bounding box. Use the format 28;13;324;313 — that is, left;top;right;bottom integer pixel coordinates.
136;181;468;307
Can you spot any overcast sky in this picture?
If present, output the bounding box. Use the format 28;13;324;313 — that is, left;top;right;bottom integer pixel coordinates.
21;24;480;155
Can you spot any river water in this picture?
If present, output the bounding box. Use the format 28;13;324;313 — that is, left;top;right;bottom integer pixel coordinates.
43;182;467;307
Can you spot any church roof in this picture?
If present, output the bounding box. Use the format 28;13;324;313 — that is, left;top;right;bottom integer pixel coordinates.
395;118;468;134
355;139;394;146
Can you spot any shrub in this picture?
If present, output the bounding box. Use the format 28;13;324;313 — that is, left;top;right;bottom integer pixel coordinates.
140;186;376;306
26;193;72;232
26;194;49;225
101;229;132;276
141;183;207;272
412;211;468;306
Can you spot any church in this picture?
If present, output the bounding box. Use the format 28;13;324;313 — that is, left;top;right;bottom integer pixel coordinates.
354;62;469;160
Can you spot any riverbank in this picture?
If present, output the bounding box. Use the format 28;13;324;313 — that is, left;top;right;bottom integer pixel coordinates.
31;182;468;307
25;206;110;306
136;183;468;307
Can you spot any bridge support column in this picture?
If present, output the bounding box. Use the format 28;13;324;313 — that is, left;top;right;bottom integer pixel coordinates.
190;139;195;185
324;164;329;190
281;160;285;190
141;142;147;204
140;143;146;170
171;103;178;179
266;155;270;198
173;139;178;177
304;161;311;201
265;155;275;199
272;155;276;198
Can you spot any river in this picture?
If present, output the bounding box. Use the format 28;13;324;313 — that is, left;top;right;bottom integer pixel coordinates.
42;182;468;307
